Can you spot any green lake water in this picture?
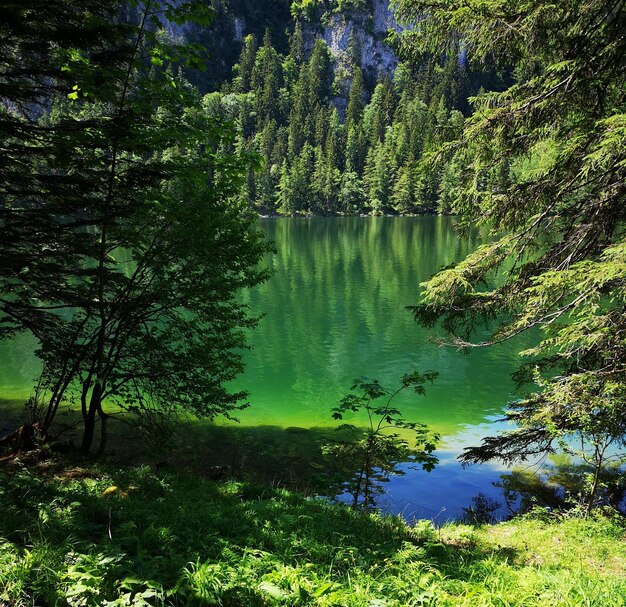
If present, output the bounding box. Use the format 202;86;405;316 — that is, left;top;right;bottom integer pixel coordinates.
0;216;532;519
237;217;523;431
231;217;531;519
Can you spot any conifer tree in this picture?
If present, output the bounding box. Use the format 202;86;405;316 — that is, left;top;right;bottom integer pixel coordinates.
308;38;333;102
277;159;293;214
392;165;415;213
339;170;366;213
233;34;257;93
347;29;362;68
288;61;310;157
397;0;626;476
364;140;394;214
346;65;365;128
325;107;345;172
289;20;305;65
252;29;283;122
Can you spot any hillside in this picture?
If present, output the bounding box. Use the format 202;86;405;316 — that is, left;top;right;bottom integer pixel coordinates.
182;0;400;94
170;1;506;216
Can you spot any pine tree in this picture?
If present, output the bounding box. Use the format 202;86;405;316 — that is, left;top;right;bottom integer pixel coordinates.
288;61;310;157
339;170;366;214
233;34;258;93
391;164;415;213
347;29;362;67
289;20;305;65
405;98;428;162
364;140;393;214
252;29;283;122
346;122;367;175
397;0;626;480
308;38;333;102
325;107;345;172
364;74;397;145
256;119;280;212
346;65;365;128
277;159;294;214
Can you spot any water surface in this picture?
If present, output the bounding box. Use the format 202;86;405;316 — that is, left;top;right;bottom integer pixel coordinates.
231;217;532;519
0;216;532;519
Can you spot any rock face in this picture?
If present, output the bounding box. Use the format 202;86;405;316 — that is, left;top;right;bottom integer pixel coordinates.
313;0;401;116
321;0;401;77
232;16;245;42
156;0;401;92
329;0;400;71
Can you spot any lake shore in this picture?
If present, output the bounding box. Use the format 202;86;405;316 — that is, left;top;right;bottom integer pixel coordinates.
1;460;624;606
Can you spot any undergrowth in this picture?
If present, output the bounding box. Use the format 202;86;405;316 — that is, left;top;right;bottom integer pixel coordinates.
0;461;624;606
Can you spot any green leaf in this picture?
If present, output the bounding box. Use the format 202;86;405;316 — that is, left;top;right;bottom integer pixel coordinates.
258;581;289;599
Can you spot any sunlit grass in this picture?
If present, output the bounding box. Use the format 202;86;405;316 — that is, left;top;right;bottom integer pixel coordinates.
0;462;624;606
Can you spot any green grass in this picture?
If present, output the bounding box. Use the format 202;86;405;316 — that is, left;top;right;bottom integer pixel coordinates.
0;460;625;606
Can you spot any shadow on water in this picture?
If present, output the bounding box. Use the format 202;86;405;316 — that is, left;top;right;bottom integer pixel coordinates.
1;400;443;511
0;399;29;435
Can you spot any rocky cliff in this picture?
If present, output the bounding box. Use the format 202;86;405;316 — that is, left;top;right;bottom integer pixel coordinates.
321;0;401;76
174;0;401;92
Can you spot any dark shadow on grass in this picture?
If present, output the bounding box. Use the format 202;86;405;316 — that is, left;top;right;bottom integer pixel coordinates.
0;401;365;495
2;402;398;498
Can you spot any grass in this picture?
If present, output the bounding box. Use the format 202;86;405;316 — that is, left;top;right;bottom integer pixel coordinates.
1;458;625;606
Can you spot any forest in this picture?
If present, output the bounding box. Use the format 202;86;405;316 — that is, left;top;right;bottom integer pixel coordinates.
207;28;499;216
0;0;625;605
193;0;508;216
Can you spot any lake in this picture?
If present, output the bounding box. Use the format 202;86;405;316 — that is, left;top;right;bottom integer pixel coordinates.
232;216;532;520
0;216;532;520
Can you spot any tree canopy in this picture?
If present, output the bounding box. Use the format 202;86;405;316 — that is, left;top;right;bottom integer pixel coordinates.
210;29;495;215
395;0;626;473
0;0;270;453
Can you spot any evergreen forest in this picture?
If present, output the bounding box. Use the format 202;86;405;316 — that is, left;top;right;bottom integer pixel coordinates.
204;23;505;215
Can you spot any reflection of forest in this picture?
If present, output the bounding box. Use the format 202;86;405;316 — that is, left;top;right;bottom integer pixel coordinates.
236;217;532;433
0;218;534;437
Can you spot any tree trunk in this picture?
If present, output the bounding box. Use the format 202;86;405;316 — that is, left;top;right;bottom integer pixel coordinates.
585;443;604;516
81;412;96;454
363;436;373;509
352;464;365;508
97;411;108;457
0;424;40;453
81;383;103;454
